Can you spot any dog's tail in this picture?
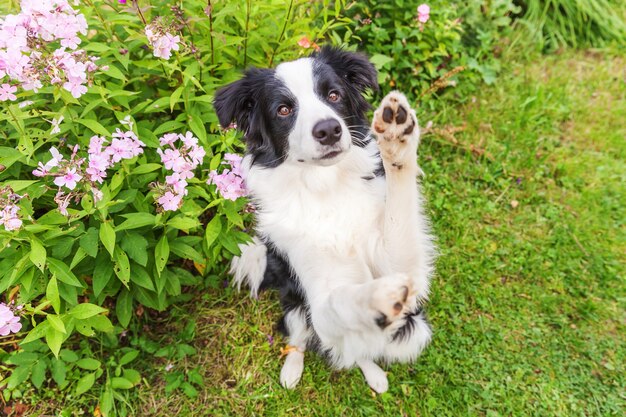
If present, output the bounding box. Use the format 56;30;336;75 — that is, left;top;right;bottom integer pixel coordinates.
229;236;267;298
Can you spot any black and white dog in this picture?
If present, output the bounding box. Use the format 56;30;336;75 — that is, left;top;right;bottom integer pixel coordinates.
213;47;435;393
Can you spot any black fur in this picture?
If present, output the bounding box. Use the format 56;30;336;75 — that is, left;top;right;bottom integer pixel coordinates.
214;68;295;168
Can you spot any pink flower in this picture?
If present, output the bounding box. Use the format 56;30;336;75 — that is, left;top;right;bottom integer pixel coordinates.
0;303;21;336
158;191;182;211
417;4;430;23
157;148;185;171
0;204;22;231
63;80;88;98
106;138;135;162
188;145;206;166
159;133;179;146
166;173;188;196
54;167;82;190
0;84;17;101
208;168;247;201
179;132;198;147
145;24;181;60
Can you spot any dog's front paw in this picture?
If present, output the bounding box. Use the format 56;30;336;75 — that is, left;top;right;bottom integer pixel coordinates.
357;359;389;394
372;91;419;171
370;274;413;329
280;350;304;389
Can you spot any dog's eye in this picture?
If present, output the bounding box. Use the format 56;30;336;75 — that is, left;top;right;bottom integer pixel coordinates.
277;105;292;117
328;91;340;102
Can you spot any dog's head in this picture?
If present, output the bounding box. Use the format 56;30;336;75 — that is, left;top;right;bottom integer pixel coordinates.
213;47;378;168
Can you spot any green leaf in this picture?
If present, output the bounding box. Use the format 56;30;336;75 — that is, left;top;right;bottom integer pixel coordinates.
113;247;131;286
130;264;154;291
119;349;139;366
131;163;162;175
168;216;201;231
170;85;184;111
69;303;107;319
51;358;66;385
48;258;83;287
80;227;99;258
45;327;64;358
70;247;88;269
182;382;199;398
223;201;243;228
22;320;50;344
123;369;141;385
75;372;96;396
100;222;116;256
100;387;114;417
116;289;133;327
369;53;394;69
93;253;114;298
89;315;114;333
204;216;222;249
188;111;207;143
7;366;30;390
46;314;66;334
31;360;46;389
29;237;47;272
115;213;156;231
120;233;148;267
170;241;205;264
76;119;110;136
46;277;61;314
155;235;169;275
60;349;79;362
111;376;134;390
76;358;101;371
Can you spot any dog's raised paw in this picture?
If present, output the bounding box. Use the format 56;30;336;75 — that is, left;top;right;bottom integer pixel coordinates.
370;274;413;329
372;91;419;169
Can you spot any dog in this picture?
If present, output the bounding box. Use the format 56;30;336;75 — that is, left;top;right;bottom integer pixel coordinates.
213;46;435;393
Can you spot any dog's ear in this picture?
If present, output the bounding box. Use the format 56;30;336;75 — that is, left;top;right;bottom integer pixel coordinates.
213;78;252;133
213;68;271;134
314;46;379;93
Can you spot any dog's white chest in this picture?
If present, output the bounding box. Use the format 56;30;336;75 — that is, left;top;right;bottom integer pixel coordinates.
246;149;385;258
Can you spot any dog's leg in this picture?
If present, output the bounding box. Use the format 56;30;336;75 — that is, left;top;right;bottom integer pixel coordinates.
280;308;310;389
357;359;389;393
372;91;433;297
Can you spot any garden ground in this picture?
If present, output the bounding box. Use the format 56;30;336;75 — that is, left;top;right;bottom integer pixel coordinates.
27;49;624;417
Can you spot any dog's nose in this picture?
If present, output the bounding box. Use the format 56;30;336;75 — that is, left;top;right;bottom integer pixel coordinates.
312;119;342;146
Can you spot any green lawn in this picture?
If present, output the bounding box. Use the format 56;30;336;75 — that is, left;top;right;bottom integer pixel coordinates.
126;50;626;416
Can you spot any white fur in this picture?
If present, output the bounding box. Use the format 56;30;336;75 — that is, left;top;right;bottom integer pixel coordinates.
279;308;311;388
275;59;352;166
230;236;267;298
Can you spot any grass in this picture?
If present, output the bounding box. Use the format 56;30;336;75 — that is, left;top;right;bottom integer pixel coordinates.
121;49;626;417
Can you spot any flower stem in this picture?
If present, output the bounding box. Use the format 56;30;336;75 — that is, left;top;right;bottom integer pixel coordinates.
83;0;114;39
243;0;251;68
269;0;294;67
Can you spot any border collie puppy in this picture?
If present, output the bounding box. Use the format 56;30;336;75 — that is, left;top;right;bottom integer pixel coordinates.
213;47;435;393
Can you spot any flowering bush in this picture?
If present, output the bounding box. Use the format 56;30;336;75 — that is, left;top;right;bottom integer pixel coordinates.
335;0;520;107
0;0;348;414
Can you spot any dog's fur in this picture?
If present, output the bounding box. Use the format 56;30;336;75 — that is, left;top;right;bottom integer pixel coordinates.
213;47;435;393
